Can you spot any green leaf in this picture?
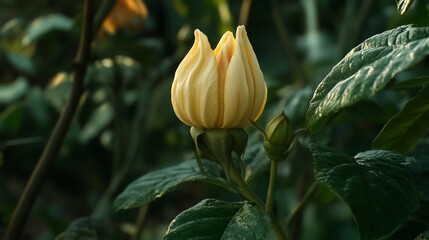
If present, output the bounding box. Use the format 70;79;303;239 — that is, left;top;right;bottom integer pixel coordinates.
243;136;269;183
44;73;72;111
221;202;273;239
283;86;313;125
0;77;29;104
79;103;114;143
305;25;429;134
56;217;107;240
396;0;414;15
373;85;429;153
0;104;24;134
310;144;419;240
23;13;73;45
26;88;51;125
5;53;34;74
393;76;429;90
163;199;273;240
415;231;429;240
113;160;233;211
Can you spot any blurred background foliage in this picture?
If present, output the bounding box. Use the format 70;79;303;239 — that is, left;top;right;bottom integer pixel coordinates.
1;0;429;239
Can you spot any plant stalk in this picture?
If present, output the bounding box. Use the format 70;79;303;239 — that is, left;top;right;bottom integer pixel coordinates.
265;160;278;214
228;162;288;240
4;1;93;239
228;163;265;209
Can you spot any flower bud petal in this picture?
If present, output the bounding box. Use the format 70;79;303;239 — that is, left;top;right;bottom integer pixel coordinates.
171;30;219;128
213;31;235;127
236;26;267;122
223;26;267;128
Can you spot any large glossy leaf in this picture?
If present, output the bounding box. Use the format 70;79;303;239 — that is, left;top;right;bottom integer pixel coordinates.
393;76;429;90
56;217;107;240
163;199;273;240
113;160;233;211
310;144;419;240
306;25;429;133
373;85;429;153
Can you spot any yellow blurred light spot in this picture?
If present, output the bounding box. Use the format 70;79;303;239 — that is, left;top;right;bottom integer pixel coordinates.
102;0;148;34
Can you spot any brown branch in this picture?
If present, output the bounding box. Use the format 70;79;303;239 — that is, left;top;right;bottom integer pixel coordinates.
4;0;94;239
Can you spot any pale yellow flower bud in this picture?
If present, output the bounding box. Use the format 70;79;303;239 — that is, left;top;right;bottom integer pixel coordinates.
171;26;267;129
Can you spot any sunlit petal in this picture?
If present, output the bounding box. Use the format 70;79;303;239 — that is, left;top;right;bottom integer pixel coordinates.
171;29;218;128
214;36;235;127
214;31;235;57
222;32;252;128
236;25;267;121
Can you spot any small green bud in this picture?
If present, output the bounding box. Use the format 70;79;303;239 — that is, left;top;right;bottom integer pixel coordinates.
264;113;293;161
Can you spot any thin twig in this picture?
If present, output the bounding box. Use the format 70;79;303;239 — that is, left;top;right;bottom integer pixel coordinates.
5;1;94;239
270;0;304;84
351;0;374;47
287;182;318;225
132;206;148;240
228;163;288;240
337;0;374;57
239;0;252;26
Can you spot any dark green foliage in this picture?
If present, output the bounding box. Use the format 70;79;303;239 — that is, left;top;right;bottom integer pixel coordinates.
113;160;234;211
56;217;107;240
163;199;273;240
306;25;429;133
311;144;419;240
2;0;429;239
373;85;429;153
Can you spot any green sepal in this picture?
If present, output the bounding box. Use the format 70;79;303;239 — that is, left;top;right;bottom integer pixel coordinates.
190;127;206;158
190;127;208;173
263;141;290;162
189;127;248;178
228;128;248;160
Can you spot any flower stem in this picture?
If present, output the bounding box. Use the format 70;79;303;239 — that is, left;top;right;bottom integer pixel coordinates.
228;162;288;240
269;212;290;240
228;163;265;209
265;160;278;214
